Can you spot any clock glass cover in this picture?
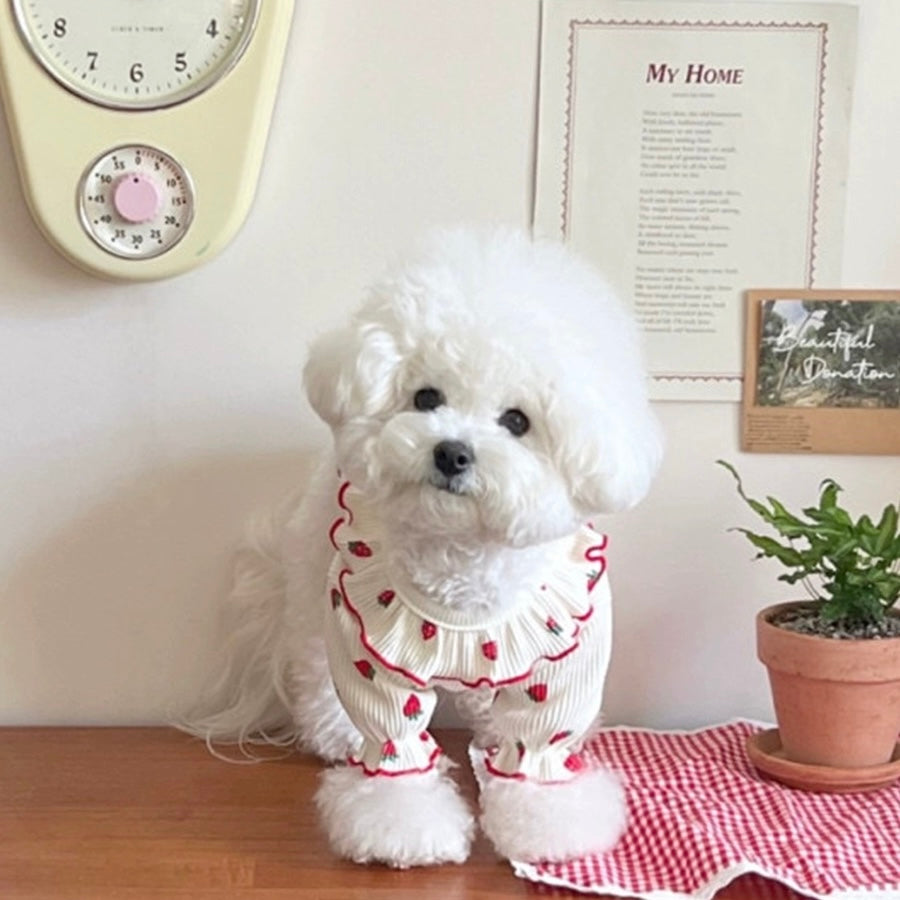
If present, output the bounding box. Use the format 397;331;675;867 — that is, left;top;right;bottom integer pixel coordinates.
11;0;260;110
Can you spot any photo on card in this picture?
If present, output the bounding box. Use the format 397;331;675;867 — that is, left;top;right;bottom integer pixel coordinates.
755;297;900;409
741;290;900;454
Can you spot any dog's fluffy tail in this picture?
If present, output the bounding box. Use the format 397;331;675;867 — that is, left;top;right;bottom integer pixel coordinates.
174;494;303;756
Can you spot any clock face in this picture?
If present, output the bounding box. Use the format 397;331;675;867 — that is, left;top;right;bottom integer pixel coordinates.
11;0;260;110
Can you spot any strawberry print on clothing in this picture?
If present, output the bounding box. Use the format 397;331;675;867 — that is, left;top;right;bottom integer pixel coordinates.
481;640;499;661
546;617;563;636
324;482;614;783
381;740;399;762
354;659;376;680
403;694;423;720
587;568;605;593
584;540;608;594
526;683;549;703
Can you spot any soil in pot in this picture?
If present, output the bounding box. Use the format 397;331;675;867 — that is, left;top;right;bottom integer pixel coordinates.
771;605;900;640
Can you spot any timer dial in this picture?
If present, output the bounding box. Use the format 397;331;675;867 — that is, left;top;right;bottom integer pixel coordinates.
79;145;194;259
11;0;259;110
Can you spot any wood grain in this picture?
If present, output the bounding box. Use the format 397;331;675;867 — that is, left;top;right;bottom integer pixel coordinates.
0;727;804;899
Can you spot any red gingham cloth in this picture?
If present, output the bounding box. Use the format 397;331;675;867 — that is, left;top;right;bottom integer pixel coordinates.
482;721;900;899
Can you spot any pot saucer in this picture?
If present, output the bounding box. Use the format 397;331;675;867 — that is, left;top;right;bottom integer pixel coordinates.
746;729;900;793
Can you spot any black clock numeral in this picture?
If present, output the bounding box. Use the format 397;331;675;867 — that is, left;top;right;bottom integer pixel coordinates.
206;19;219;38
53;18;67;38
86;51;98;70
129;62;144;83
174;52;187;73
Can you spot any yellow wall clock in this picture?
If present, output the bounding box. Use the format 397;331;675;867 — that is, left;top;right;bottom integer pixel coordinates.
0;1;294;280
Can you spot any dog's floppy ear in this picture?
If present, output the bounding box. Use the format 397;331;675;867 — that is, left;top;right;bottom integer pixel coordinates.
303;319;402;429
555;385;664;515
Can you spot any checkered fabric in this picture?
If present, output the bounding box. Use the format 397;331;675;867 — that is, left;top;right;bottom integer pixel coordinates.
496;720;900;899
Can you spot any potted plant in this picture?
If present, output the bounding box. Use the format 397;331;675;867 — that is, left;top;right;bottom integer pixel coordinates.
718;460;900;787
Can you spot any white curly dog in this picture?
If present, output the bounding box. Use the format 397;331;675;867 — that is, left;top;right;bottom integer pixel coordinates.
182;228;662;868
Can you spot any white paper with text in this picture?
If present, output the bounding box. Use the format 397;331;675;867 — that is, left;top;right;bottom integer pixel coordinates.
534;0;857;400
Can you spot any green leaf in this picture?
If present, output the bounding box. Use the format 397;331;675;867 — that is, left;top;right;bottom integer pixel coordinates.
736;530;805;566
718;462;900;624
819;479;842;510
766;497;805;528
874;504;899;555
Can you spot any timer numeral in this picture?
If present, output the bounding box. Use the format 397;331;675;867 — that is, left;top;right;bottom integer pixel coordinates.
129;62;144;83
53;18;66;38
175;52;188;73
206;19;219;38
86;51;98;71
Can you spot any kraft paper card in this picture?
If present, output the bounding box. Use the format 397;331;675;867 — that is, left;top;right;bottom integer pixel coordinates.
741;290;900;454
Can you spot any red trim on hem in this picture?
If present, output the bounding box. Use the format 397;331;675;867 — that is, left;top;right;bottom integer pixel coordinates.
337;566;594;690
348;745;443;778
482;752;581;786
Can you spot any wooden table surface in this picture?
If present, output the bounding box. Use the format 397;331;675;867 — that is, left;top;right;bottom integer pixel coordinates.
0;727;806;899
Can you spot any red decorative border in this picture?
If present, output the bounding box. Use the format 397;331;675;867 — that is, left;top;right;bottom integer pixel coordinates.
482;750;588;785
559;19;829;386
348;745;443;778
328;480;354;550
338;567;593;690
330;488;604;689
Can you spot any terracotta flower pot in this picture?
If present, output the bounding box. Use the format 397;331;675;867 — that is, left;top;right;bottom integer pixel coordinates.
757;601;900;769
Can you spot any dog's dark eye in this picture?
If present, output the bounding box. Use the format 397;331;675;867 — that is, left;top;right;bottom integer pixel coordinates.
413;387;445;411
498;408;530;437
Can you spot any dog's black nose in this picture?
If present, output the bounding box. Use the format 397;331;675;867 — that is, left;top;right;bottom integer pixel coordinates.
433;440;475;477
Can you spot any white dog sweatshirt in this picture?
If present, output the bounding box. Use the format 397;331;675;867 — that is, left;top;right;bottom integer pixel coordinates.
323;483;613;783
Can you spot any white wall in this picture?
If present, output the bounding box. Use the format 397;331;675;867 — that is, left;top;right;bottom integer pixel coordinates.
1;0;897;729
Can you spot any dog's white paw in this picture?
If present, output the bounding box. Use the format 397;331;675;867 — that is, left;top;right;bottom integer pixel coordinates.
479;767;627;862
314;765;475;868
